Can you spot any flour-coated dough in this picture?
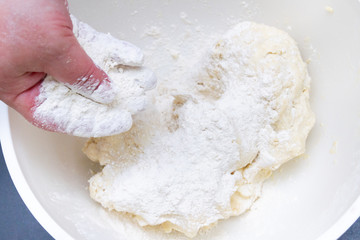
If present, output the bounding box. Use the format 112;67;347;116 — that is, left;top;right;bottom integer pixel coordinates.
83;22;315;237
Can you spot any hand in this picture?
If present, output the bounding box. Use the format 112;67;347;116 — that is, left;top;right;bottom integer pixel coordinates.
0;0;156;137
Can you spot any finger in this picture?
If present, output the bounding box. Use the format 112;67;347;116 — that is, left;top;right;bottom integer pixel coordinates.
123;67;157;91
31;78;133;137
33;97;133;138
45;36;116;104
71;16;144;67
106;38;144;67
100;66;156;115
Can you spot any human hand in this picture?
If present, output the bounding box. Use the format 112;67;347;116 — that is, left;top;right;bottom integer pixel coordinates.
0;0;156;137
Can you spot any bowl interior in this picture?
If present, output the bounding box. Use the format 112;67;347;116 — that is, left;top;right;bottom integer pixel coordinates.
7;0;360;239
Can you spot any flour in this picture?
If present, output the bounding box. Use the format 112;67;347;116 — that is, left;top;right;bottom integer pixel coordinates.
83;22;315;238
33;16;156;138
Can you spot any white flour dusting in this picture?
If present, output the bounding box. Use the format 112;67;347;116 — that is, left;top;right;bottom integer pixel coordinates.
83;21;315;238
33;16;156;138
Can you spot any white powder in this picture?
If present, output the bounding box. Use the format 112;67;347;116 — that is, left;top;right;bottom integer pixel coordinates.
180;12;193;25
143;26;162;38
83;22;315;238
33;16;156;138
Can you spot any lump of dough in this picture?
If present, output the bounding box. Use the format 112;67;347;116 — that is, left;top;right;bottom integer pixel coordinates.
197;21;315;183
83;22;315;237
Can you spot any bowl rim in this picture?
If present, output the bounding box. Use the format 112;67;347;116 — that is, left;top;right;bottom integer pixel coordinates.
0;102;359;239
0;102;73;240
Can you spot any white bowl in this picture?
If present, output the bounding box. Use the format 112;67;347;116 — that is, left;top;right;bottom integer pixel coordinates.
1;0;360;239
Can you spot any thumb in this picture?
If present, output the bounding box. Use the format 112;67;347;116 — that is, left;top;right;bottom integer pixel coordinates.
45;36;115;104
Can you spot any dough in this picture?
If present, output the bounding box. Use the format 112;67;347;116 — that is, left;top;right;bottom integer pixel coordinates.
83;22;315;237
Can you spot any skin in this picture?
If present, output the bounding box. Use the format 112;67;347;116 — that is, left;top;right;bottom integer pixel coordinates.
0;0;112;131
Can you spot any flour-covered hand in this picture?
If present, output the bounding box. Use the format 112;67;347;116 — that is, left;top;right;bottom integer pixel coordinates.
32;16;156;138
0;0;156;137
0;0;115;121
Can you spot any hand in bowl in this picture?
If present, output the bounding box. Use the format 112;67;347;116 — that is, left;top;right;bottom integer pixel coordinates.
0;0;155;137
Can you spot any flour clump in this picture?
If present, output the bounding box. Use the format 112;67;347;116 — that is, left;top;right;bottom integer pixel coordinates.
83;22;315;237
